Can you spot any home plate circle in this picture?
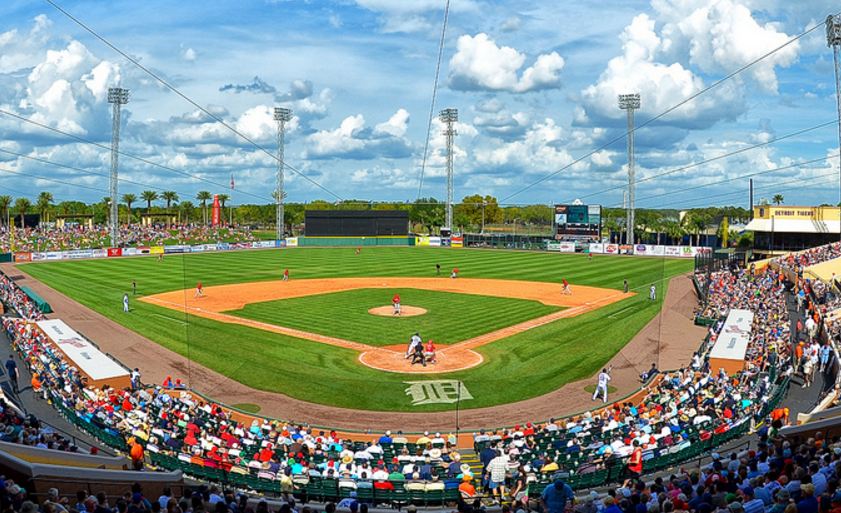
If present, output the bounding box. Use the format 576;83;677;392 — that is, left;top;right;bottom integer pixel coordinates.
368;305;428;317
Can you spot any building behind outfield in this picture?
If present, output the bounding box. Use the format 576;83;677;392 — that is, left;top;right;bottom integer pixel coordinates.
304;210;409;237
746;205;841;253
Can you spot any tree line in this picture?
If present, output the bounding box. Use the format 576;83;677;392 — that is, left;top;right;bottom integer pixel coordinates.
0;191;758;246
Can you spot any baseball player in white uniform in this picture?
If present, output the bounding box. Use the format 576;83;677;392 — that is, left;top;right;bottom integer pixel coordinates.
593;367;611;403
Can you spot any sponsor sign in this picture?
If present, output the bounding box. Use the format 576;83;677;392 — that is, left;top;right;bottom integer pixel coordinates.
588;243;604;254
163;245;191;254
709;309;753;362
285;237;298;247
92;249;108;258
36;320;129;381
604;243;619;254
191;245;206;253
275;239;287;248
451;236;463;248
149;246;165;255
107;248;123;257
428;236;441;247
13;252;32;262
254;240;276;249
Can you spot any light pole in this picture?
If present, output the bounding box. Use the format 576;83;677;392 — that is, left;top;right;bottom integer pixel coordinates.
274;107;292;241
439;108;458;233
827;15;841;242
619;93;640;246
481;200;487;234
107;87;129;247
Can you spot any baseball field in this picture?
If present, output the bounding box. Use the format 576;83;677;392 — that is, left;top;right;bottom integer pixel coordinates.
19;247;693;412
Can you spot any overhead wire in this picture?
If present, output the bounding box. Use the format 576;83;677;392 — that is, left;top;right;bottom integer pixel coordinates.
0;148;198;198
572;120;838;204
44;0;344;202
416;0;451;200
500;14;831;203
0;107;272;203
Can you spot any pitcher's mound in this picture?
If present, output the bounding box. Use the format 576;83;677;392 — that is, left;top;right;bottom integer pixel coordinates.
368;305;428;317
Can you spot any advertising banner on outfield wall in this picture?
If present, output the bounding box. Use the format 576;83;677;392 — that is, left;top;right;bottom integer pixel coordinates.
65;249;94;259
163;245;191;254
275;239;287;248
286;237;299;247
107;248;122;257
451;236;463;248
253;241;276;249
149;246;164;254
604;244;619;254
547;242;576;252
588;243;604;254
428;237;442;247
13;252;31;262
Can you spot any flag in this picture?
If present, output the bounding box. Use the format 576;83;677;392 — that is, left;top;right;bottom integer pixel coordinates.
230;174;235;190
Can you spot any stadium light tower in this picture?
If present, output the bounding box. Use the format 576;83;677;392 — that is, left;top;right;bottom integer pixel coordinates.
439;108;458;232
274;107;292;240
827;15;841;241
618;93;640;246
107;87;129;247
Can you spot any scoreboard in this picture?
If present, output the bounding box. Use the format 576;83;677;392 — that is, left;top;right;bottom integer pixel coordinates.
554;204;602;241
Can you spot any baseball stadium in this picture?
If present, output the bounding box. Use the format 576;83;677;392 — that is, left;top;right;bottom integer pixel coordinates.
0;2;840;513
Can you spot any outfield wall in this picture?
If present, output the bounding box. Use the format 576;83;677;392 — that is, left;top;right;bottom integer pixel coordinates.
4;236;710;262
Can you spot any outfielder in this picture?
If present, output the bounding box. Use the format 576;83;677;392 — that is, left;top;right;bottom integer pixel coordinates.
592;367;611;403
123;293;130;313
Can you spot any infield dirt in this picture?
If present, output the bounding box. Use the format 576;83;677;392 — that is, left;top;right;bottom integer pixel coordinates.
139;277;629;373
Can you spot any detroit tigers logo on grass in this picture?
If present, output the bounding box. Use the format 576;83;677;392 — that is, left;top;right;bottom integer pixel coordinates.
404;380;473;406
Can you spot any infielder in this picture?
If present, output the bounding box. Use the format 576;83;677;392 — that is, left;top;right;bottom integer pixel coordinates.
592;367;611;403
562;278;572;295
283;269;289;281
195;281;204;298
649;284;656;301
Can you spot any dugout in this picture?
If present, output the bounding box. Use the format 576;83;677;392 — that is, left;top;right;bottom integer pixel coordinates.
304;210;408;236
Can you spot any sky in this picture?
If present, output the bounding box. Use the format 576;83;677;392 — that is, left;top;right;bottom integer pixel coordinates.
0;0;840;210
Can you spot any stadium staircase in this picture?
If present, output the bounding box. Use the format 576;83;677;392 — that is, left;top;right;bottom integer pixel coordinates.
459;448;484;475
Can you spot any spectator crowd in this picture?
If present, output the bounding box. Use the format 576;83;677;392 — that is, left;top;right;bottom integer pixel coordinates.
0;224;258;253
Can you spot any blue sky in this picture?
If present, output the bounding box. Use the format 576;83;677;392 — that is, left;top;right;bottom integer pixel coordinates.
0;0;839;209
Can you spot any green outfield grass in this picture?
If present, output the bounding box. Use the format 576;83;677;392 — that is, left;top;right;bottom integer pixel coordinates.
226;288;561;346
19;247;693;412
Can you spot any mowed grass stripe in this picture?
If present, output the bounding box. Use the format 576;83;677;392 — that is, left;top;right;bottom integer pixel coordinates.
227;288;560;347
20;248;693;412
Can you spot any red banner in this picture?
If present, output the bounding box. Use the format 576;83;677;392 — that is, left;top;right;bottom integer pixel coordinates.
107;248;123;257
212;194;221;226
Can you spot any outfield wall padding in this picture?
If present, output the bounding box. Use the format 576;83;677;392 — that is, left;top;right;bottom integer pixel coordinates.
296;236;413;247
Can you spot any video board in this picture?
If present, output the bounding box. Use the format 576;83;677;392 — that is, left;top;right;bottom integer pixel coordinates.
554;204;602;241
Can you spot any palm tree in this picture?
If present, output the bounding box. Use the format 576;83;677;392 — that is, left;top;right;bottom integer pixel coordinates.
772;194;784;205
179;200;195;224
13;197;31;228
36;191;53;224
196;191;212;225
161;191;179;210
141;190;159;210
0;195;11;227
664;220;684;245
121;193;137;224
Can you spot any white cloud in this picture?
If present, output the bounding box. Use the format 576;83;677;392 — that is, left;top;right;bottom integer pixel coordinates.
653;0;798;93
182;47;197;62
580;14;744;129
448;33;565;93
474;118;573;173
306;110;413;160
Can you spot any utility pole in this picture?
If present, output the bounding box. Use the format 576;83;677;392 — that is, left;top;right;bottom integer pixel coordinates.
107;87;129;247
827;15;841;241
619;94;640;246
